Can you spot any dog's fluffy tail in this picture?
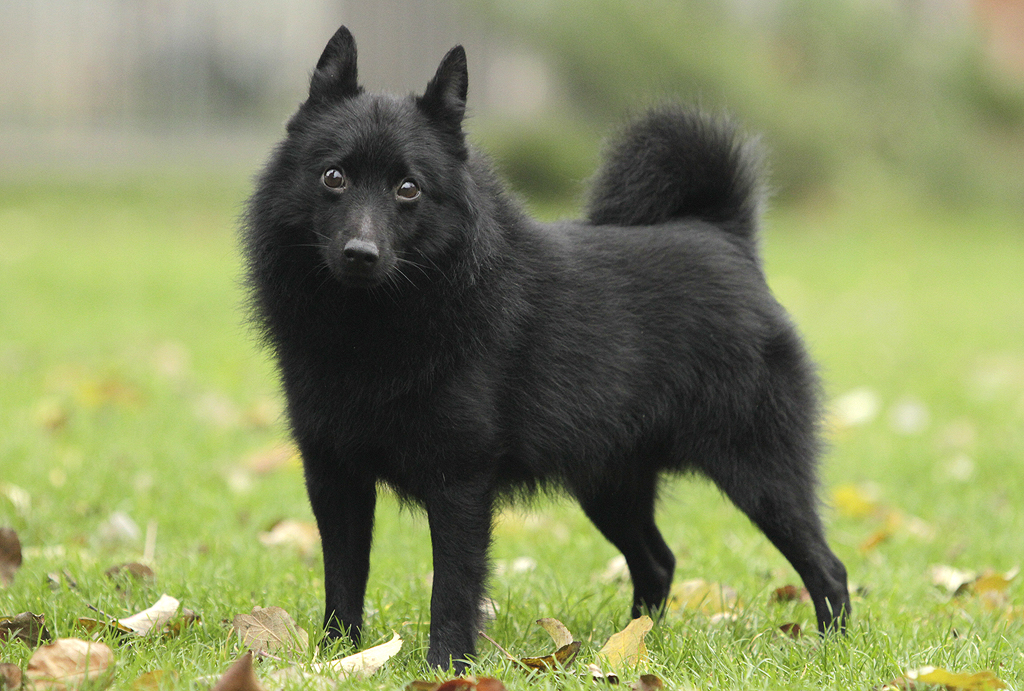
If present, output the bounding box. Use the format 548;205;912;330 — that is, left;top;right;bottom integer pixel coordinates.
586;106;764;242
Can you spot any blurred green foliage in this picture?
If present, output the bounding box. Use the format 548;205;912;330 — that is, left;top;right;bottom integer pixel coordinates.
470;0;1024;211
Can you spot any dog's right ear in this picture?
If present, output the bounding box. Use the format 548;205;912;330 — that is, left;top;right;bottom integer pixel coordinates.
308;25;361;104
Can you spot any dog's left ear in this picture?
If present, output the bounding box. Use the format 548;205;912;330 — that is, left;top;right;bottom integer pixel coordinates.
419;46;468;128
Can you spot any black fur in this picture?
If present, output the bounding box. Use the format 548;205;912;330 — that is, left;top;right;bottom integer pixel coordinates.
243;25;850;671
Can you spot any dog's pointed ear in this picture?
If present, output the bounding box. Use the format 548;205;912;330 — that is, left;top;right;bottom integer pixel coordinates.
419;46;468;127
308;25;361;103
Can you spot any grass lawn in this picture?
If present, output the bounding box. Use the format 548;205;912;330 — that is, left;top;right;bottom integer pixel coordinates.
1;173;1022;689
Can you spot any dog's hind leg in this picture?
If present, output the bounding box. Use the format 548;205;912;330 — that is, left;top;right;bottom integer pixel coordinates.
705;457;850;634
579;472;676;619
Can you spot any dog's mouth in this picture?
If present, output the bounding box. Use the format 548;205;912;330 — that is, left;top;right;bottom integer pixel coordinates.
337;271;384;289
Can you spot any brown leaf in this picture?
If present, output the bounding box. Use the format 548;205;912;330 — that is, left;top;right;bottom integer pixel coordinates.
231;606;309;658
1;663;22;691
770;585;810;604
0;528;22;587
631;674;664;691
520;641;581;671
25;638;115;691
131;670;178;691
475;677;507;691
0;612;52;645
778;622;802;639
596;616;654;669
434;680;475;691
407;678;505;691
211;653;266;691
104;563;155;583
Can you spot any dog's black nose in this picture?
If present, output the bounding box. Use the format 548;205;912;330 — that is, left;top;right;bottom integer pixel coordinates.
343;239;379;266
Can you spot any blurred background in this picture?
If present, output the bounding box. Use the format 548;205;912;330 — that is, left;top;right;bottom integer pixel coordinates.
1;0;1022;212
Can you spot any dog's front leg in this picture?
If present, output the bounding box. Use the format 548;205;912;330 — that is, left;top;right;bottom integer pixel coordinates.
303;451;377;646
425;485;493;672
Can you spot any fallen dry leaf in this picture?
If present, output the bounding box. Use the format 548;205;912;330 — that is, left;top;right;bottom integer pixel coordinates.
1;664;22;691
0;528;22;587
244;444;299;474
517;617;580;672
778;623;802;639
405;678;507;691
832;483;883;520
271;632;403;686
631;674;664;691
587;663;620;684
119;594;181;636
433;680;475;691
668;579;738;616
105;562;156;583
316;631;402;677
931;565;1019;611
895;666;1009;691
930;565;977;593
596;616;654;668
131;670;178;691
770;585;810;604
211;652;266;691
520;642;581;671
232;605;309;658
25;638;114;691
407;681;442;691
0;612;52;645
258;519;319;557
535;618;574;648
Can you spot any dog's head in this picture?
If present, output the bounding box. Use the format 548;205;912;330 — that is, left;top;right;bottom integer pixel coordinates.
260;26;472;290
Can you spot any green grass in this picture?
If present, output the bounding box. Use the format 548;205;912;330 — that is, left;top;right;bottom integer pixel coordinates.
1;174;1022;689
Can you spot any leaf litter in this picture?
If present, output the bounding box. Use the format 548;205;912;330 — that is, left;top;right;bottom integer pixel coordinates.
24;638;115;691
0;527;22;587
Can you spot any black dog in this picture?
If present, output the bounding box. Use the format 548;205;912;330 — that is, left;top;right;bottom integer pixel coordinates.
243;25;849;670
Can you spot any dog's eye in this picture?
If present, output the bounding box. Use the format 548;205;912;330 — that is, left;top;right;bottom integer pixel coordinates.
322;168;347;191
396;179;420;201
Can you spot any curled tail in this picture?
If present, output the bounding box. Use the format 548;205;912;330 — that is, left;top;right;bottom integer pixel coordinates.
586;105;764;242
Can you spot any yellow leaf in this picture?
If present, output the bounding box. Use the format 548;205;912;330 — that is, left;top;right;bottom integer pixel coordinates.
668;579;738;615
906;666;1008;690
131;670;178;691
832;483;881;519
972;567;1018;595
596;615;653;668
535;618;574;648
